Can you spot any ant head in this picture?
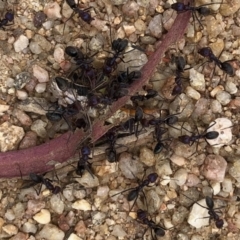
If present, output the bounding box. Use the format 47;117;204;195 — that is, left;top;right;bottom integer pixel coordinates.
175;56;186;72
81;145;91;156
171;2;185;12
137;209;147;220
147;173;158;183
216;219;224;229
198;47;213;58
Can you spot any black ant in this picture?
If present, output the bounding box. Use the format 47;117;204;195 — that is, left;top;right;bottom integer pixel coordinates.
105;127;119;163
111;173;158;212
171;1;223;29
198;47;234;76
0;10;14;30
76;145;94;178
66;0;94;24
182;193;224;229
29;173;61;195
137;209;167;239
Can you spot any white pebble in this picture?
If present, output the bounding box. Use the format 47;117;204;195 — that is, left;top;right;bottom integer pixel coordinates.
206;118;233;147
37;224;64;240
22;221;37;233
33;209;51;224
2;224;18;236
72;199;91;211
188;198;209;228
111;225;127;238
67;233;82;240
189;68;205;91
14;35;29;52
44;2;62;19
225;81;238;94
215;91;231;105
0;104;9;113
53;47;65;63
33;65;49;83
16;90;28;100
35;83;47;93
211;181;221;195
4;209;15;221
185;86;201;100
173;168;188;186
222;178;233;193
50;195;64;214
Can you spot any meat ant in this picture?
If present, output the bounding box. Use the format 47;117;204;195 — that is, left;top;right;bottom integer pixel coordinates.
111;173;158;212
29;173;61;195
137;209;167;239
171;1;223;29
182;193;224;229
66;0;94;24
198;47;234;76
0;9;14;30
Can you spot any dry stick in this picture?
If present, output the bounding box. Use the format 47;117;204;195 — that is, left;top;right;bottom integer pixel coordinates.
0;7;191;178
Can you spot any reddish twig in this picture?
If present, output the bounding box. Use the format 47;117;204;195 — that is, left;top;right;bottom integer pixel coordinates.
0;9;191;177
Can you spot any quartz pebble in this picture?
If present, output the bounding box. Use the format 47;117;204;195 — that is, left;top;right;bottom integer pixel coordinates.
2;224;18;236
185;86;201;100
50;195;64;214
74;171;99;188
16;90;28;100
206;118;233;147
35;83;47;93
14;72;31;89
139;146;155;166
26;200;46;215
111;225;127;238
13;35;29;52
44;2;62;19
53;47;65;63
33;65;49;83
33;209;51;224
0;104;9;113
188;198;209;228
37;224;64;240
216;91;231;105
229;161;240;183
31;119;47;138
12;109;32;126
225;81;237;94
170;154;186;166
72;199;91;211
222;178;233;194
0;122;24;152
22;221;37;234
201;154;227;182
67;233;82;240
147;15;163;38
155;160;173;176
220;0;240;16
174;168;188;186
189;68;205;91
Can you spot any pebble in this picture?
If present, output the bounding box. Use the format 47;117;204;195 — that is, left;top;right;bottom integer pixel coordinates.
94;160;118;176
188;198;209;228
63;185;74;202
37;224;64;240
33;65;49;83
33;209;51;224
19;131;37;149
189;68;205;91
44;2;62;19
0;104;9;113
210;85;224;97
170;154;186;166
216;90;231;105
29;41;42;54
211;181;221;195
53;47;65;63
67;233;82;240
14;72;31;89
186;174;200;187
31;119;47;138
139;146;155;166
16;90;28;100
2;224;18;236
73;189;87;199
0;122;24;152
173;168;188;186
220;0;240;16
111;225;127;238
222;178;233;194
146;189;161;214
74;171;99;188
210;99;222;113
147;14;163;38
26;200;46;215
201;154;227;182
35;82;47;93
50;195;64;214
12;109;32;126
13;35;29;52
32;34;52;51
205;14;225;39
33;11;47;28
74;220;87;235
185;86;201;100
72;199;91;211
155;160;173;176
225;81;238;94
22;221;37;234
5;209;15;221
119;152;144;179
206;118;233;147
229;161;240;183
97;185;109;199
9;232;28;240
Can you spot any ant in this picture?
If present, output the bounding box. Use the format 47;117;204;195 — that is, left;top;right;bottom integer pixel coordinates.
137;209;166;239
66;0;94;24
198;47;234;76
105;127;119;163
0;9;14;30
75;145;94;178
171;1;223;29
29;173;61;195
182;193;224;229
111;173;158;212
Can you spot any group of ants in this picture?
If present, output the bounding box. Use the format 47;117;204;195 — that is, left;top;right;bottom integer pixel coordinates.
2;0;235;239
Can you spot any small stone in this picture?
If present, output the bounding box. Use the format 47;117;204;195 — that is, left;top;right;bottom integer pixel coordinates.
31;119;47;138
139;146;155;166
147;14;162;38
201;154;227;182
35;82;47;93
33;65;49;83
206;118;233;147
186;174;200;187
2;224;18;236
33;209;51;224
170;154;186;166
53;48;65;63
67;233;82;240
44;2;62;19
185;86;201;100
14;72;31;89
122;1;139;17
211;100;222;113
155;160;173;176
225;81;238;94
14;35;29;52
96;185;109;199
220;0;240;16
73;189;86;199
37;224;64;240
22;221;37;234
94;160;118;176
5;209;15;221
111;225;127;238
0;104;9;113
122;24;136;36
29;41;42;54
173;168;188;186
74;220;87;235
205;14;225;39
33;11;47;28
189;68;205;91
72;199;91;211
74;171;99;188
16;90;28;100
63;186;74;202
222;178;233;193
12;109;32;126
210;85;224;97
0;122;24;152
19;131;37;149
216;91;231;105
146;190;161;214
25;78;38;93
50;195;64;214
188;198;209;228
134;19;146;32
26;200;46;215
9;232;28;240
